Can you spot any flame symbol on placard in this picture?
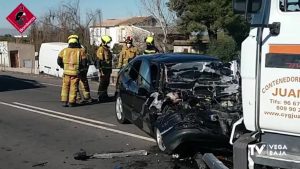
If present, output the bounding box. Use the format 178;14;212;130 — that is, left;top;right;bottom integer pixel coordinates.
15;6;27;26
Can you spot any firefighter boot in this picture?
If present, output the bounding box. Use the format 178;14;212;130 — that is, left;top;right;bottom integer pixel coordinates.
62;101;69;107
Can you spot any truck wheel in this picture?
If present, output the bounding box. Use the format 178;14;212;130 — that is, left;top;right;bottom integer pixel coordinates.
115;94;128;124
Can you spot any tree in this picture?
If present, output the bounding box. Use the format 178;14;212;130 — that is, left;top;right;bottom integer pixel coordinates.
29;0;101;60
206;34;237;62
168;0;249;47
4;34;12;38
140;0;176;52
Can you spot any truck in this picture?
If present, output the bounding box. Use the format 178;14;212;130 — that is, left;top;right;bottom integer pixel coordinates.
39;42;98;79
230;0;300;168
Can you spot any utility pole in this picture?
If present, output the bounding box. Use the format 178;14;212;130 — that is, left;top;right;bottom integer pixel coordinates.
3;55;5;71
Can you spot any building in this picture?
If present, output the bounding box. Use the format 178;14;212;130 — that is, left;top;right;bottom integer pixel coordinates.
173;40;207;54
0;41;35;68
173;34;210;54
89;16;158;47
140;26;189;52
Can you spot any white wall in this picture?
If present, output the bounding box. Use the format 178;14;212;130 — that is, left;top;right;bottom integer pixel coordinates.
174;46;192;53
90;27;100;46
90;27;120;47
90;26;150;48
109;27;118;47
8;42;35;68
174;46;200;54
0;41;9;67
125;26;151;43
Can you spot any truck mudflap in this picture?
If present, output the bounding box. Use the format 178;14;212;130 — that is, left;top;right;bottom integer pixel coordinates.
233;133;257;169
249;132;300;169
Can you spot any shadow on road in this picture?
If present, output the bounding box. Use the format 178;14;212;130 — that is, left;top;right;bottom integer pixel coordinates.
0;75;44;92
98;96;116;103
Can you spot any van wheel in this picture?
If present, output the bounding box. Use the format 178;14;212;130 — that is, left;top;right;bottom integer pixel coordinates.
115;94;128;124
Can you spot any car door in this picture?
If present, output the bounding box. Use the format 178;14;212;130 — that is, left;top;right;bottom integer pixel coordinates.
119;65;132;117
132;60;155;134
119;60;142;121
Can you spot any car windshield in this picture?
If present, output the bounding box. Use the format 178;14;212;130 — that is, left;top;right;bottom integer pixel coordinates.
165;61;223;83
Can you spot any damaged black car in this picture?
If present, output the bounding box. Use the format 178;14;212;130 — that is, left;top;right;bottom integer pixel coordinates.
115;53;242;154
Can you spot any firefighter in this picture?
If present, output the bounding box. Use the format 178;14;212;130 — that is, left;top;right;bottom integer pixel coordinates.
117;36;138;68
67;35;90;103
57;35;87;107
96;35;113;102
70;36;92;104
144;36;159;54
77;56;92;104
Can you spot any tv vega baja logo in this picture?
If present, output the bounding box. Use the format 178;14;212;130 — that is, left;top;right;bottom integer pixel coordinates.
249;144;287;156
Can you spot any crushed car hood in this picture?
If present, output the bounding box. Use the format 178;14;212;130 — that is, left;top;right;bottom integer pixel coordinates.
147;60;242;152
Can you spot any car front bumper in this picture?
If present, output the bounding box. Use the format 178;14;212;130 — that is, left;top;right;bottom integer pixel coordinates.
161;127;230;152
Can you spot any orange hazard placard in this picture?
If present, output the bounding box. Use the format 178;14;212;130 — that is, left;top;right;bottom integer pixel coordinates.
6;3;36;34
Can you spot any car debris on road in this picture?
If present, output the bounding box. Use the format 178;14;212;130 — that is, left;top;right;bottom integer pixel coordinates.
32;162;48;167
74;149;148;160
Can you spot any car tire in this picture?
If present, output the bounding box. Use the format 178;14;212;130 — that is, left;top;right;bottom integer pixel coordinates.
115;93;128;124
155;127;169;153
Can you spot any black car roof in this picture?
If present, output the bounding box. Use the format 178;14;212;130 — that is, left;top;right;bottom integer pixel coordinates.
135;53;219;64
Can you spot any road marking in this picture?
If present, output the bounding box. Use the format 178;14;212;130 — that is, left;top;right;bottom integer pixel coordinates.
0;101;155;143
13;102;116;127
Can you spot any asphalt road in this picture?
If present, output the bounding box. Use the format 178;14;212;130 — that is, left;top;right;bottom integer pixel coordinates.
0;71;198;169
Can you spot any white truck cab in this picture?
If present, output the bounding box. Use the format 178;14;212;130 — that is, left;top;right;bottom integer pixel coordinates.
232;0;300;168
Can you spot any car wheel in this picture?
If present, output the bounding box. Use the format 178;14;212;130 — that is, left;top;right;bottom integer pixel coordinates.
155;128;167;152
115;94;128;124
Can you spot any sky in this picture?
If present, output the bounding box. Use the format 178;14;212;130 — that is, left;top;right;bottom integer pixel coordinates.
0;0;142;29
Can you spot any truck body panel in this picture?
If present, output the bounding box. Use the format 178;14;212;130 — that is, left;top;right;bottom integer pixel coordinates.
242;0;300;136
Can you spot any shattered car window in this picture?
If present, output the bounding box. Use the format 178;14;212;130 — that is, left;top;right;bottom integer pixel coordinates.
164;61;238;94
166;61;223;82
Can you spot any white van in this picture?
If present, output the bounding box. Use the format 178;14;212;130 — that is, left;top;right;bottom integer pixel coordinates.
39;42;98;79
39;42;68;77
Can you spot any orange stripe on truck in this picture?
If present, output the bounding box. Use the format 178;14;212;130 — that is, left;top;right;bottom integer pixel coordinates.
270;44;300;54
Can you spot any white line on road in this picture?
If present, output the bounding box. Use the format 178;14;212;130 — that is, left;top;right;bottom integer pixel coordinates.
13;102;116;127
0;101;155;143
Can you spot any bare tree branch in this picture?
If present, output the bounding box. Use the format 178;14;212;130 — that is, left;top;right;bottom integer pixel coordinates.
29;0;101;59
140;0;176;52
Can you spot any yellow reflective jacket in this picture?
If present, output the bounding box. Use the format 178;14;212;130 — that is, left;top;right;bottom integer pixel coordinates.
58;48;86;76
117;46;138;68
96;45;112;69
144;45;159;55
